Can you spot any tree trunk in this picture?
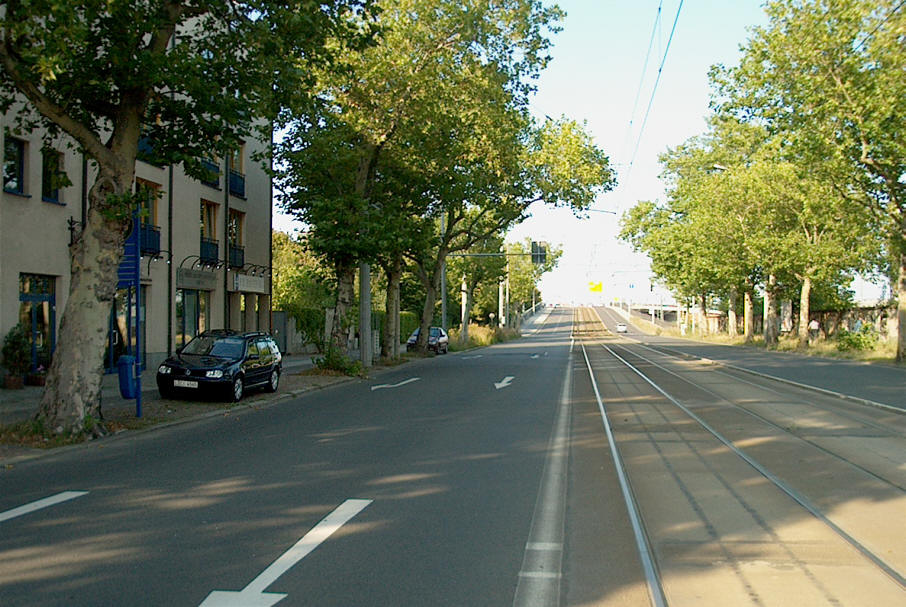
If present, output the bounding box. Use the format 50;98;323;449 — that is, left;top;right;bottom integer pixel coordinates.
698;293;708;336
897;252;906;362
764;274;779;347
380;257;402;360
35;170;132;437
727;287;738;338
744;289;754;343
331;263;356;353
798;276;812;349
418;279;438;351
460;275;471;344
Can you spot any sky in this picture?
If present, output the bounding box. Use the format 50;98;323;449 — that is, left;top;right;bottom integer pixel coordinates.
272;1;776;305
507;0;770;306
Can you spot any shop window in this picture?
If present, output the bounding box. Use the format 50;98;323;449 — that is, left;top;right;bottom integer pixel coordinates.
176;289;210;348
18;273;56;372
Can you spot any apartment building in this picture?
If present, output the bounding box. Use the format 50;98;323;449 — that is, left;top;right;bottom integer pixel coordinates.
0;124;273;374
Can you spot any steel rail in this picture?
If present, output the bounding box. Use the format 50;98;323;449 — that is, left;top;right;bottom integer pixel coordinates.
601;342;906;590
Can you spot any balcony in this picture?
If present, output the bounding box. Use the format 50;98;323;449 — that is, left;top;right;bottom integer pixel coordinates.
137;136;163;167
229;169;246;198
140;223;161;256
200;237;219;265
228;243;245;269
200;158;220;188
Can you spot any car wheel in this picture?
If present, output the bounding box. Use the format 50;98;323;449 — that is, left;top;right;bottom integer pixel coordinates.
266;368;280;393
441;344;448;354
230;376;244;402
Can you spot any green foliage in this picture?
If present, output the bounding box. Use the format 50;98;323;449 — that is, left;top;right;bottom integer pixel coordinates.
448;325;517;350
2;324;31;375
835;326;878;352
313;347;364;376
272;230;334;311
291;308;327;353
399;311;419;341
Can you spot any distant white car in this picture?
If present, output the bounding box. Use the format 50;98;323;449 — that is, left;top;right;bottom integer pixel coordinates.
615;322;628;333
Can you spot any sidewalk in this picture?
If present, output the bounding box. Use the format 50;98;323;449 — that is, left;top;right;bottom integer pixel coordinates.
0;353;317;427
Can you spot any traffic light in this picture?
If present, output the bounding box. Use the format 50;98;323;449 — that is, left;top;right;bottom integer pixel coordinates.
531;241;547;264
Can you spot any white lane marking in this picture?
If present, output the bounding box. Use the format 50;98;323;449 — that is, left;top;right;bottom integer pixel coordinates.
494;376;515;390
200;499;372;607
513;348;571;607
462;355;483;359
0;491;88;523
370;377;420;391
530;354;540;359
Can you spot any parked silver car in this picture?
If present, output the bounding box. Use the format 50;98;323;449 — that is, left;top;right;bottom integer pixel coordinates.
406;326;449;354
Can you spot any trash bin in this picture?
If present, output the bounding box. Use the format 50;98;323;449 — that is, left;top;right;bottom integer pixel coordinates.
117;355;138;399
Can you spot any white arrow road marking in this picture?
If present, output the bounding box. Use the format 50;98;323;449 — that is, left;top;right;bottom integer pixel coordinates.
495;376;515;390
200;499;372;607
530;354;539;359
371;377;420;391
0;491;88;523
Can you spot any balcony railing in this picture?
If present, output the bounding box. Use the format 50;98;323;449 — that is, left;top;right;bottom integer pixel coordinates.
200;158;220;188
200;237;219;265
228;243;245;269
140;223;161;256
229;169;246;198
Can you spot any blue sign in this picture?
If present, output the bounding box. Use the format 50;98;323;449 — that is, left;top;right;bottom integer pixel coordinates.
117;215;140;289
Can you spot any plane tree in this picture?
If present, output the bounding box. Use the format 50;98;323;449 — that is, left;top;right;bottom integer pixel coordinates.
407;116;614;351
275;0;564;355
0;0;371;436
711;0;906;357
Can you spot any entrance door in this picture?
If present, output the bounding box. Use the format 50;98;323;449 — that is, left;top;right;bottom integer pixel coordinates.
18;274;56;372
104;286;146;373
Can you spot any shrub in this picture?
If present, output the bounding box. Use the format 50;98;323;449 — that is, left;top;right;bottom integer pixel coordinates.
2;324;31;375
313;346;364;376
448;324;518;351
399;311;419;341
292;308;327;352
835;326;878;352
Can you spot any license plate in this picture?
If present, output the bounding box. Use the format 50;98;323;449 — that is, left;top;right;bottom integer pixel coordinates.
173;379;198;389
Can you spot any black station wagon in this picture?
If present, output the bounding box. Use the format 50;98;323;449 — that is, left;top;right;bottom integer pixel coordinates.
156;330;282;402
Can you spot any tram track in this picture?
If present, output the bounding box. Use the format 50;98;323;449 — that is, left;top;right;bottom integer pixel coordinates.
570;306;906;605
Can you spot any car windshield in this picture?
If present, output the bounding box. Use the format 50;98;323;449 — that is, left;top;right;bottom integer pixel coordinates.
182;336;244;359
429;327;440;337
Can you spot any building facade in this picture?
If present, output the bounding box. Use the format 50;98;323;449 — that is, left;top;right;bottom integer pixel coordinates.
0;123;273;375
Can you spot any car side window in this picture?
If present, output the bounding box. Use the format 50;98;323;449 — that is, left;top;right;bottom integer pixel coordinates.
247;341;260;359
256;339;272;361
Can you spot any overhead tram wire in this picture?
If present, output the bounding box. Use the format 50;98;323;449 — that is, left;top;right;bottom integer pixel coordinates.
626;0;685;179
619;1;663;164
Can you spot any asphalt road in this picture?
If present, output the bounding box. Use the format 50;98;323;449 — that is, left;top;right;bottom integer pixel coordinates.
2;306;904;606
0;307;608;606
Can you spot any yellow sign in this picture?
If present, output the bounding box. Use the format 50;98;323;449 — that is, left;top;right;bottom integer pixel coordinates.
588;282;602;293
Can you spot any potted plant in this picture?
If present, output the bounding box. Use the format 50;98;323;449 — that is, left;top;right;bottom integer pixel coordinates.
26;364;47;386
2;324;31;389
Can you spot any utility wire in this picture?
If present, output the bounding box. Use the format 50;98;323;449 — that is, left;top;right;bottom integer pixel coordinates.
626;0;685;177
853;0;905;52
620;1;663;162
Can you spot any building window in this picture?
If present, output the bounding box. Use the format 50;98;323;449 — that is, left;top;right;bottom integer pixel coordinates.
228;143;245;197
228;209;245;268
201;200;217;239
137;179;161;255
41;148;65;203
200;199;219;264
3;136;26;194
176;289;210;348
